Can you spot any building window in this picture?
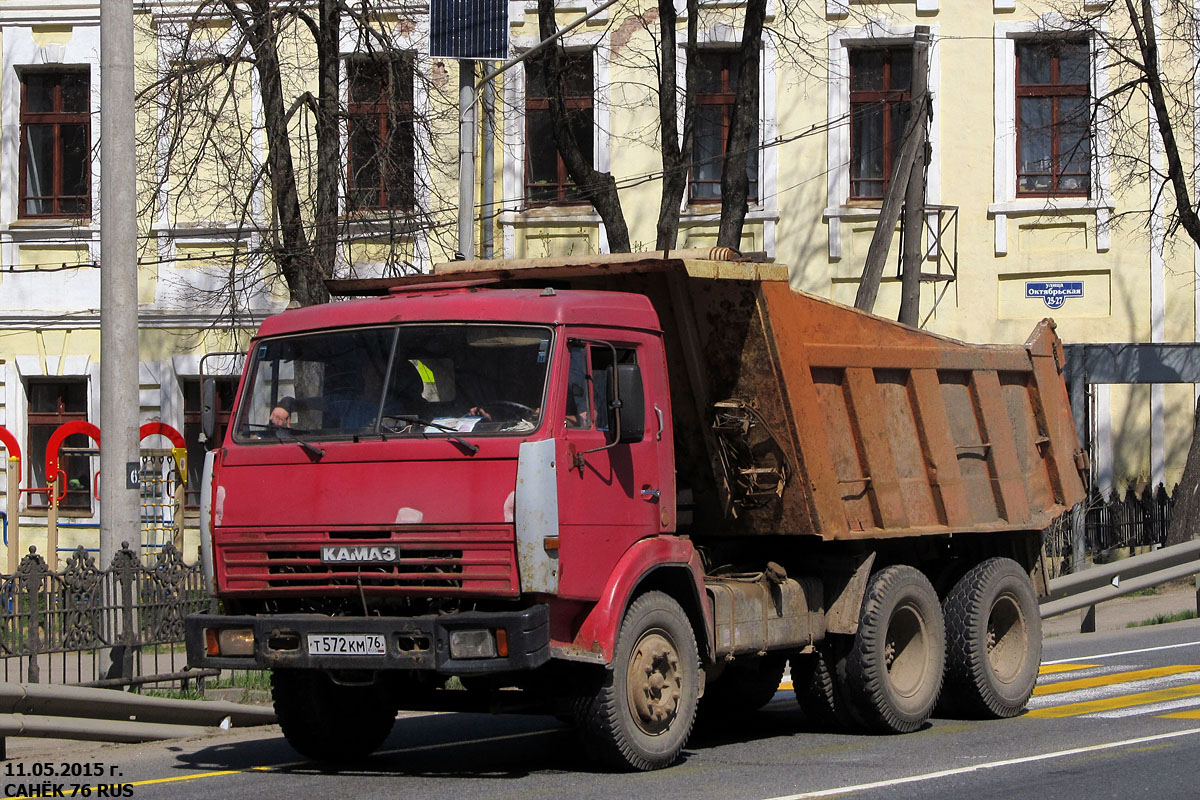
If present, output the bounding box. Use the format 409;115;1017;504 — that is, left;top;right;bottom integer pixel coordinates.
1016;39;1090;196
182;377;237;508
27;379;91;511
691;51;758;203
347;56;415;211
525;52;593;205
19;69;90;219
849;47;912;200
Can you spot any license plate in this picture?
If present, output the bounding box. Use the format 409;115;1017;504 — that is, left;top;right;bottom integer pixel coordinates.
306;634;386;656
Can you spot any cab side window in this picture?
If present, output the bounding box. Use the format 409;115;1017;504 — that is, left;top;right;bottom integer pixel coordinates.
565;342;635;432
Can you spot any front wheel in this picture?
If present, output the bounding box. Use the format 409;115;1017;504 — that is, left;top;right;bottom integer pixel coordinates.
842;565;945;733
271;670;397;763
575;591;700;771
941;557;1041;718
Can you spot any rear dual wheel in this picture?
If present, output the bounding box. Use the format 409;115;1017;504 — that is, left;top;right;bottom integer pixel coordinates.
941;557;1041;718
841;565;946;733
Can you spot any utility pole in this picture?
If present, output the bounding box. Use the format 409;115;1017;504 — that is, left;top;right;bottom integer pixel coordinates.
898;27;932;327
100;0;141;567
458;62;476;259
856;25;932;317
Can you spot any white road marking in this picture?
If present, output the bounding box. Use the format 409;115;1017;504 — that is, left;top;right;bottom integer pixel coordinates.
1088;696;1200;719
1026;670;1200;709
1035;665;1126;684
1042;639;1200;665
761;727;1200;799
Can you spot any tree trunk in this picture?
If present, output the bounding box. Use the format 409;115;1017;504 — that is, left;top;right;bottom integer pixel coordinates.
716;0;766;250
655;0;698;250
237;0;327;306
313;0;340;284
1165;397;1200;545
537;0;631;252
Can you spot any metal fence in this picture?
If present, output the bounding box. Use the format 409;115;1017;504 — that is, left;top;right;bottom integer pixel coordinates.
0;542;214;688
1044;483;1175;579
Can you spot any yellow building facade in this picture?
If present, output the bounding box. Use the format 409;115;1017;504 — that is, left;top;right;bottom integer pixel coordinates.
0;0;1190;565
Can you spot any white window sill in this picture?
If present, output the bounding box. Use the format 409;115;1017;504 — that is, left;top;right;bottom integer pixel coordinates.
5;221;97;236
500;207;602;225
679;206;778;224
987;198;1113;216
989;197;1114;254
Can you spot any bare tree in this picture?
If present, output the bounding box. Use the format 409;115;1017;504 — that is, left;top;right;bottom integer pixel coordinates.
1041;1;1200;541
533;0;782;253
138;0;458;313
535;0;632;251
716;0;767;249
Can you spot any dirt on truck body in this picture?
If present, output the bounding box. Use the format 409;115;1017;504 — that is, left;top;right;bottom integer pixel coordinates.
190;249;1087;770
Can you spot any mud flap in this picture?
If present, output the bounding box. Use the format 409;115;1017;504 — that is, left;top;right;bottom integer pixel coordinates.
516;439;560;593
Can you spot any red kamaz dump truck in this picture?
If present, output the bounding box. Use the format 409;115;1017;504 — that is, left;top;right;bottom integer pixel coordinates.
185;250;1087;771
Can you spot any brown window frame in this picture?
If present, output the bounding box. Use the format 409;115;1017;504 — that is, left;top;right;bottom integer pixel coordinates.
1015;39;1091;197
524;51;594;207
690;50;758;205
848;47;912;201
346;55;415;212
26;378;92;512
18;68;91;220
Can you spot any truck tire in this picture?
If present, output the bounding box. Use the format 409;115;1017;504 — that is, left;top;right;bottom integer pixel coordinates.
842;565;945;733
792;643;859;730
271;670;397;762
700;653;787;718
941;557;1041;718
575;590;700;771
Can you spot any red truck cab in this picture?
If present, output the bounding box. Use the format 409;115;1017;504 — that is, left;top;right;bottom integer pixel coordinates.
187;283;703;765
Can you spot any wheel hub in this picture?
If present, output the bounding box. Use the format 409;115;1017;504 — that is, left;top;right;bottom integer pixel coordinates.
626;630;682;735
986;591;1027;683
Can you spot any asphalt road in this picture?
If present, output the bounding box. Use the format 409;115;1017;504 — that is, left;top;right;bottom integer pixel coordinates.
6;619;1200;800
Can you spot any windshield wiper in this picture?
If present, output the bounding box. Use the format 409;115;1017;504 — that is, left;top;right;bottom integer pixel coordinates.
266;424;325;461
392;415;480;456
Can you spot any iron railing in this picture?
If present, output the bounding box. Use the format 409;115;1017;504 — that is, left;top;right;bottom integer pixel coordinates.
1044;484;1174;579
0;542;213;688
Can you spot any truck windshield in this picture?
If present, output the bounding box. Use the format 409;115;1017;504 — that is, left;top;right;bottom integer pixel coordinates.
234;324;553;441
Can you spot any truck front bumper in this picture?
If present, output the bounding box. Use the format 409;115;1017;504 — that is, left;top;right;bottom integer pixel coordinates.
185;605;550;674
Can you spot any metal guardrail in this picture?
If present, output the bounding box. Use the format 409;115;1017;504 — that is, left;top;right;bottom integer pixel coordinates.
0;681;275;751
1040;538;1200;621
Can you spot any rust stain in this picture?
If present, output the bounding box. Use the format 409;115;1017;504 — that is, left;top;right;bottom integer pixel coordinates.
612;10;659;55
432;61;449;90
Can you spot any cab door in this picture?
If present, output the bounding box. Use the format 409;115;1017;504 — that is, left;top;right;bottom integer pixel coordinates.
555;332;669;600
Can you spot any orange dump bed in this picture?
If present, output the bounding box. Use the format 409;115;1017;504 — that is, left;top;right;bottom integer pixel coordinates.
332;250;1087;541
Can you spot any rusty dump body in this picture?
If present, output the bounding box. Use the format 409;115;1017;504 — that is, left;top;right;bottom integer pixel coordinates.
331;249;1087;544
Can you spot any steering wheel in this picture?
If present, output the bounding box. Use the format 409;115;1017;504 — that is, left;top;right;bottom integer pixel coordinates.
479;401;536;421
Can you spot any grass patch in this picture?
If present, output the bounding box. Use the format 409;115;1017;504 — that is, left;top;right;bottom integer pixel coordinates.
1127;609;1198;628
1126;587;1162;598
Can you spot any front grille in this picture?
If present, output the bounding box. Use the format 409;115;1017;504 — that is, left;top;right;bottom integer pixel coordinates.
217;528;518;597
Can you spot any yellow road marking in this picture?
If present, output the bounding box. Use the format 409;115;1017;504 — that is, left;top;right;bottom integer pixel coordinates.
1033;665;1200;696
1027;684;1200;718
1160;710;1200;720
1038;663;1099;675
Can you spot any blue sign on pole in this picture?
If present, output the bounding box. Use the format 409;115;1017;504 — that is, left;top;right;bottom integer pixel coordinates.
430;0;508;60
1026;280;1084;310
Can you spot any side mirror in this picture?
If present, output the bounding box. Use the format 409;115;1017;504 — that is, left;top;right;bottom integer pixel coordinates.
200;378;217;447
610;364;645;444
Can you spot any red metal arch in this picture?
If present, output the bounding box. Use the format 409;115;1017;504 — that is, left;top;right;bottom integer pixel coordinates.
45;421;101;488
0;425;21;464
139;422;185;449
